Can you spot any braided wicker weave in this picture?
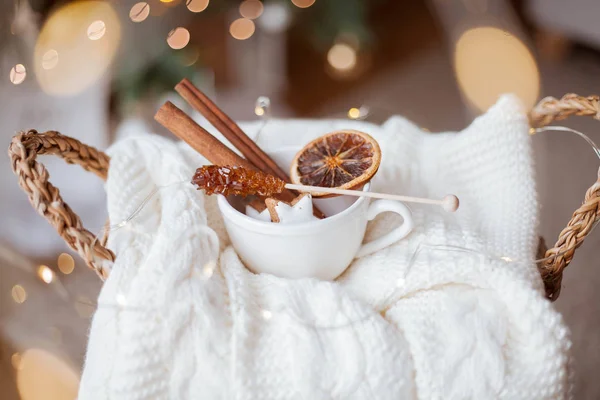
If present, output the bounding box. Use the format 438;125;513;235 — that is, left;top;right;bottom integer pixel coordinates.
7;94;600;300
8;130;113;280
530;94;600;300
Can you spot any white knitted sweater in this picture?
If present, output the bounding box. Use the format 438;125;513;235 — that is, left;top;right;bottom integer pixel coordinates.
79;95;571;399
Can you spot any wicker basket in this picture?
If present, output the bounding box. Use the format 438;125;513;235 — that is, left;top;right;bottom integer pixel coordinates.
8;94;600;301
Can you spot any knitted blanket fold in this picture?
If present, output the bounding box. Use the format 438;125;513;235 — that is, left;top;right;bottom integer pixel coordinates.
79;95;571;400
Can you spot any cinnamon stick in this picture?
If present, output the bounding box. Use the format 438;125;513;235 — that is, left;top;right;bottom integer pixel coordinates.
173;79;325;218
155;101;255;170
175;79;290;183
154;102;300;204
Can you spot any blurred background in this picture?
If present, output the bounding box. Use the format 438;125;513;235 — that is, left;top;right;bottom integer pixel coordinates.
1;0;600;398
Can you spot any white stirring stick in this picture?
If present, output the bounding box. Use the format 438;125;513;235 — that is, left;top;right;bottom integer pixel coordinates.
285;183;460;213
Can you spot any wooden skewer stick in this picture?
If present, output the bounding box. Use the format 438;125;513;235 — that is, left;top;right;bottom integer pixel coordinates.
285;184;460;213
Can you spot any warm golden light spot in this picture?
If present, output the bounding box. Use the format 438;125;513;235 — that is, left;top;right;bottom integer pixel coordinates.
348;107;360;119
239;0;264;19
10;64;26;85
12;284;27;304
129;2;150;22
160;0;174;3
186;0;209;13
34;1;121;96
87;20;106;40
57;253;75;274
254;96;270;117
38;265;54;284
327;43;357;71
202;260;216;278
167;27;191;50
230;18;255;40
16;349;79;400
292;0;316;8
454;27;540;112
41;49;59;70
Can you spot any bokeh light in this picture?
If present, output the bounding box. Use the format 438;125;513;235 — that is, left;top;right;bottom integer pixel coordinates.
186;0;209;13
181;47;200;66
454;27;540;112
327;43;357;71
347;106;369;120
167;27;191;50
58;253;75;274
16;349;79;400
87;20;106;41
129;2;150;23
9;64;26;85
292;0;316;8
11;284;27;304
202;260;216;278
230;18;255;40
41;49;59;70
254;96;270;117
240;0;264;19
37;265;54;284
34;1;121;97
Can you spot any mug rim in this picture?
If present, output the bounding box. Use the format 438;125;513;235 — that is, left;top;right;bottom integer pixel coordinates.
217;182;371;234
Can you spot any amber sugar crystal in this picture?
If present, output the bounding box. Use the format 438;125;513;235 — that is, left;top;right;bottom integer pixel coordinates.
192;165;286;197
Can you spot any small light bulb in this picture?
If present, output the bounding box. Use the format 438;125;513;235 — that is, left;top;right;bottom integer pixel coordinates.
87;20;106;40
186;0;209;12
239;0;264;19
327;43;357;71
167;27;191;50
230;18;255;40
292;0;316;8
58;253;75;274
261;309;272;320
348;107;360;119
11;285;27;303
38;265;54;284
9;64;26;85
254;96;270;117
129;2;150;23
202;260;216;278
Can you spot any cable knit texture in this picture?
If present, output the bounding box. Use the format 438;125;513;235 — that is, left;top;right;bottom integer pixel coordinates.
79;95;571;399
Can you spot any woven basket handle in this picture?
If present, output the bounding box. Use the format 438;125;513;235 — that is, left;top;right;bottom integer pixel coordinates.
530;94;600;300
7;95;600;295
8;130;114;279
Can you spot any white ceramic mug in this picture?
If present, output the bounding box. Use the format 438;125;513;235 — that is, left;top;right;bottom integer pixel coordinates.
217;148;414;280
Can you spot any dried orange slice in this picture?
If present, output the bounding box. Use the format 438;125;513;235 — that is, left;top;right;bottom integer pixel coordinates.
290;130;381;197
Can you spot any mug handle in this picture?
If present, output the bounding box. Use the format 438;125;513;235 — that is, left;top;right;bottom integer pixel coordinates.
355;200;414;258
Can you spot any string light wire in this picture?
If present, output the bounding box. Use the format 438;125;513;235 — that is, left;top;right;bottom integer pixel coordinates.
15;99;600;336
